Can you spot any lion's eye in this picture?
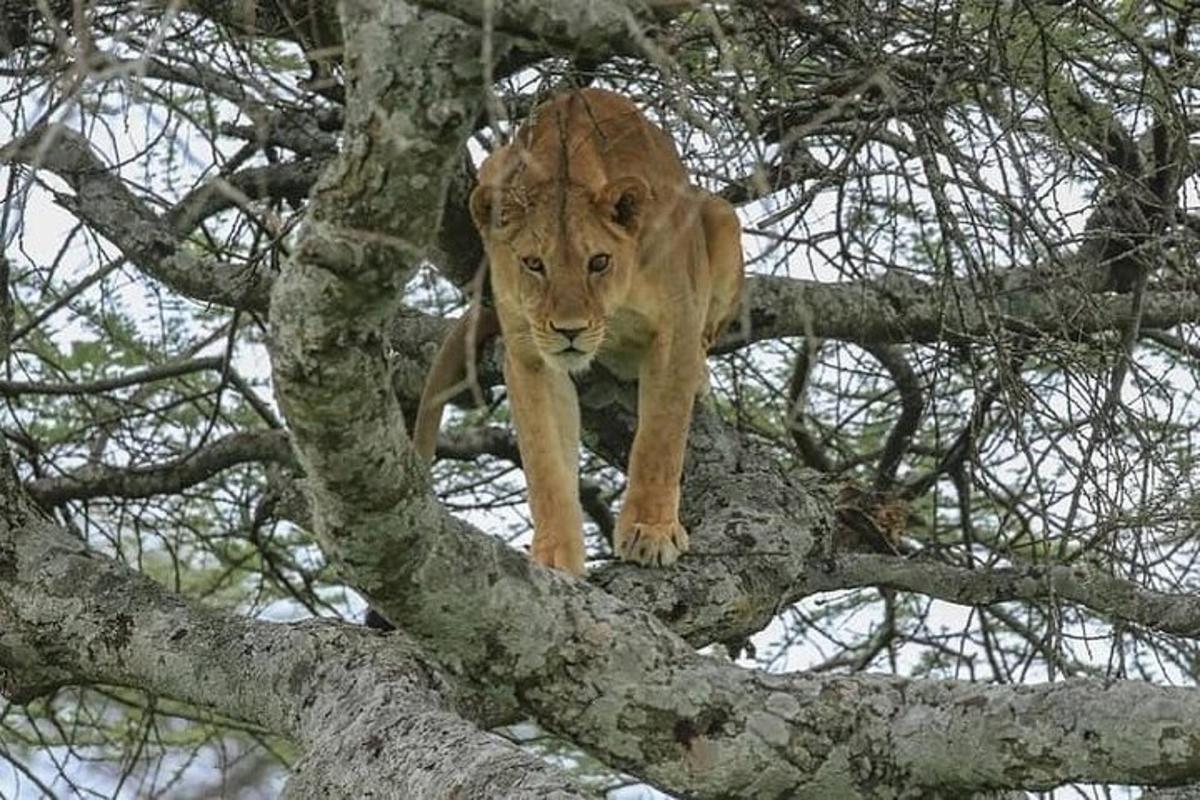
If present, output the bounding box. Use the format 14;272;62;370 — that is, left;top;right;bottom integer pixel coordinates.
522;256;545;274
588;254;611;274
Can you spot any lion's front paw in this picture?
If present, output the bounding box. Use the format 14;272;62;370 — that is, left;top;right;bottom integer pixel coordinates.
531;535;586;577
615;519;689;567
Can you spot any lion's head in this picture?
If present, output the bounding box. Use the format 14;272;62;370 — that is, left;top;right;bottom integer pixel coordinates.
470;175;650;372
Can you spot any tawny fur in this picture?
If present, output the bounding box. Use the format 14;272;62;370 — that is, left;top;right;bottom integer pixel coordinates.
414;88;744;576
413;304;500;461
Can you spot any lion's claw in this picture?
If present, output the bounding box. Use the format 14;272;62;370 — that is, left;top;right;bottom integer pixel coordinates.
614;520;688;567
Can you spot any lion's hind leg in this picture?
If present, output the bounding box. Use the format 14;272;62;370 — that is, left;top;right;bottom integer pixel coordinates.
699;192;745;350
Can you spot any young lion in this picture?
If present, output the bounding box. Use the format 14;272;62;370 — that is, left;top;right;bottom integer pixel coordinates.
414;89;743;576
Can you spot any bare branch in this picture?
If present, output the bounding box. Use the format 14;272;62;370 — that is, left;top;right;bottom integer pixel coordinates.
26;429;296;506
863;343;923;490
216;108;342;158
785;341;835;472
0;355;225;396
1;125;272;311
155;0;343;50
166;160;325;237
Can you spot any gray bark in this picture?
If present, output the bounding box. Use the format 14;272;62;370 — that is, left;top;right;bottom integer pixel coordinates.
0;476;583;798
804;553;1200;640
737;272;1200;347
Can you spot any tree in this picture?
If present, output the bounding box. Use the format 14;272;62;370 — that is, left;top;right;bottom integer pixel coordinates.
2;0;1200;797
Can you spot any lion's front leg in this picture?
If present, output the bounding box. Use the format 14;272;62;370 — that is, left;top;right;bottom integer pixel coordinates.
615;331;704;567
505;352;586;576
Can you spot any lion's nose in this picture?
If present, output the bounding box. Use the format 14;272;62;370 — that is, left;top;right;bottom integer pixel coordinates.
551;322;587;341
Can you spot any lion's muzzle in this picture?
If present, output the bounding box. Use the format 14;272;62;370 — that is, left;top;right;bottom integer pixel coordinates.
538;320;605;371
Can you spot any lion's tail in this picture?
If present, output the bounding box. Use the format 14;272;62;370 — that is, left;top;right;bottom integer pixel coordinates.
412;306;501;462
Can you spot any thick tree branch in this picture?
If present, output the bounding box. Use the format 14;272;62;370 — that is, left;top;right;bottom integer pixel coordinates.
391;258;1200;430
733;272;1200;347
412;0;696;57
393;269;1200;371
0;473;583;798
357;500;1200;797
810;553;1200;640
267;0;488;589
598;448;1200;648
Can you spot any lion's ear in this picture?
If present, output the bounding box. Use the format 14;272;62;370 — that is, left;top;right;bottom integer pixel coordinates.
598;176;650;234
469;185;508;231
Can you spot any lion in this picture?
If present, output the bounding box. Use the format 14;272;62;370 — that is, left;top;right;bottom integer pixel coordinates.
414;88;744;576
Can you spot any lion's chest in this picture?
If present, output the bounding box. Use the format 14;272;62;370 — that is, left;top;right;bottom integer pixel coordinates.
598;306;656;380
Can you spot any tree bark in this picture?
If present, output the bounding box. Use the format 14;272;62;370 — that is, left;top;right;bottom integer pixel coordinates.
0;486;584;797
